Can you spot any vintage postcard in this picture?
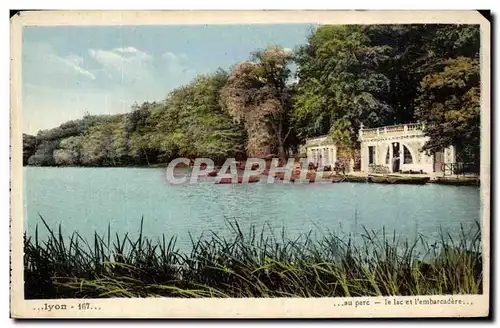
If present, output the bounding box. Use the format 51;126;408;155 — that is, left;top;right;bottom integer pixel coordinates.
10;10;490;318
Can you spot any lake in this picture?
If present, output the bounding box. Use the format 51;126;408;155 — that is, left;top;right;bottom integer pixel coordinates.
23;167;481;251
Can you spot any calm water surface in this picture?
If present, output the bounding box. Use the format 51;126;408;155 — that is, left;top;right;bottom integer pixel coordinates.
24;167;481;251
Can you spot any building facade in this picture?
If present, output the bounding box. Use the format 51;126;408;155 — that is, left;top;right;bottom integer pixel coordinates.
304;135;338;168
358;123;456;174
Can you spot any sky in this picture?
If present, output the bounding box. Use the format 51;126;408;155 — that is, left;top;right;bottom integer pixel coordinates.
21;24;314;135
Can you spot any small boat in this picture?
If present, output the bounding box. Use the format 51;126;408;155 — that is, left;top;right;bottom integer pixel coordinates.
432;177;479;186
215;176;260;184
207;170;218;177
387;174;430;185
368;174;430;185
367;175;390;184
344;175;368;183
331;175;346;183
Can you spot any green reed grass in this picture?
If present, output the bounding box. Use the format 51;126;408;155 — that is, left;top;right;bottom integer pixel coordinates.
24;215;483;299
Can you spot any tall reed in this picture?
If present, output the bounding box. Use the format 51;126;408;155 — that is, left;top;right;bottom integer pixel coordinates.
24;216;482;299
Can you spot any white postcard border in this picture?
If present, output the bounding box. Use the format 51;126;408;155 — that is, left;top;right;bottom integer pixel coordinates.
10;10;491;318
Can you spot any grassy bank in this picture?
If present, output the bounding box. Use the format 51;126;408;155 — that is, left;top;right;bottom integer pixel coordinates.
24;217;482;299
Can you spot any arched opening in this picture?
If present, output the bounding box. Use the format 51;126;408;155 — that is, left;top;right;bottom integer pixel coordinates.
392;142;400;172
403;145;413;164
368;146;376;165
385;146;390;164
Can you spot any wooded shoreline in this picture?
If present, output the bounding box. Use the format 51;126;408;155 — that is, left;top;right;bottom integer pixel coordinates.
23;25;480;171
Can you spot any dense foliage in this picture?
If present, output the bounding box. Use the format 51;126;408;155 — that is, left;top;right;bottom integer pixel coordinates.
25;72;246;166
23;24;481;167
220;47;297;158
292;24;481;163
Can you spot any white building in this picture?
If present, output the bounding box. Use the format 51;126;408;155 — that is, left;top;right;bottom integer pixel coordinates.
358;123;456;174
304;135;338;168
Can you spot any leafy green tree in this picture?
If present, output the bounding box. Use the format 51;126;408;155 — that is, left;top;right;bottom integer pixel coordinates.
126;102;159;165
412;24;480;163
364;25;435;124
293;24;480;164
27;140;58;166
53;136;82;165
185;71;247;162
366;24;479;125
147;70;246;164
415;57;480;164
293;25;392;160
23;134;37;166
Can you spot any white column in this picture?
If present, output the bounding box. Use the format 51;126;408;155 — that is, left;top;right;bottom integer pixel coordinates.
389;143;393;172
361;144;368;172
384;144;388;165
378;144;385;166
360;144;365;172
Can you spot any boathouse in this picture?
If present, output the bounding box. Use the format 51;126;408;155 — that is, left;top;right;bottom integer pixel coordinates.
358;123;456;174
304;135;338;168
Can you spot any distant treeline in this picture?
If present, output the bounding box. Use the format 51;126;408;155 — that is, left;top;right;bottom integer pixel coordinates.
23;24;480;167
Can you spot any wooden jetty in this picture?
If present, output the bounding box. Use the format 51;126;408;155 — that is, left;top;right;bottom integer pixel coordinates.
431;176;480;186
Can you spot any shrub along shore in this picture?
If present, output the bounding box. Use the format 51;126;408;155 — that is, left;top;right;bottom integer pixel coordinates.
24;217;482;299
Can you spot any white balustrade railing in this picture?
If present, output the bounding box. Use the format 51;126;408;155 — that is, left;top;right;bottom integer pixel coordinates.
359;123;424;140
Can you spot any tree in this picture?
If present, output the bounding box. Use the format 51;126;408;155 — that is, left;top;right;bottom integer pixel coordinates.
23;134;37;166
415;57;480;164
53;136;82;165
412;24;480;163
27;140;58;166
147;70;246;164
220;46;295;159
78;116;131;167
365;25;436;124
186;71;247;162
293;25;392;161
365;24;479;125
293;24;480;164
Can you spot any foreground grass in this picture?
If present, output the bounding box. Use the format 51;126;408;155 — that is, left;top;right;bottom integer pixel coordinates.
24;217;482;299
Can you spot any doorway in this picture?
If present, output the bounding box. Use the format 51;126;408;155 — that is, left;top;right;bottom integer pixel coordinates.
368;146;375;165
434;150;444;173
392;142;400;173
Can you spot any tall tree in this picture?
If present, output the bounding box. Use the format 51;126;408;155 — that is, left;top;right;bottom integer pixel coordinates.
293;25;392;161
414;24;480;163
415;57;480;163
220;46;295;159
149;70;246;164
23;134;37;166
53;136;82;165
